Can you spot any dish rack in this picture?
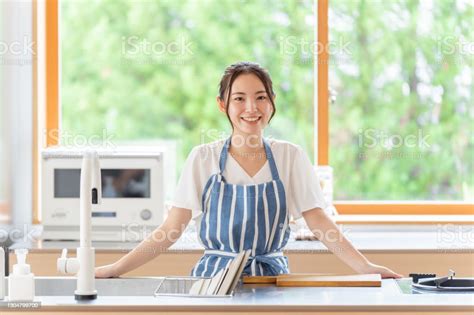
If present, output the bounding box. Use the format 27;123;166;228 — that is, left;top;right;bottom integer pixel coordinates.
153;276;235;298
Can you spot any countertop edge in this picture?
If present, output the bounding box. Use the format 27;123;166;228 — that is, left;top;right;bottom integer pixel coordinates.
10;304;474;312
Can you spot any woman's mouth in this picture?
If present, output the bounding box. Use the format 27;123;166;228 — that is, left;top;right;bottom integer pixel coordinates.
241;116;261;123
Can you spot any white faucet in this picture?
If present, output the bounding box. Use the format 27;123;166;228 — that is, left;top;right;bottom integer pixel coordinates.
57;151;101;300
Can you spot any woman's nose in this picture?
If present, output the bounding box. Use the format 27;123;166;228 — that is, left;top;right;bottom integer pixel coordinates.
245;99;257;112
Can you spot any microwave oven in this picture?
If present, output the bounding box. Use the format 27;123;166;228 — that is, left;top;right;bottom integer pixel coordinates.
41;147;164;241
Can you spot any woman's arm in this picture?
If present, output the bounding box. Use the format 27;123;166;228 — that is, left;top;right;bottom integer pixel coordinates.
302;208;403;278
95;206;192;278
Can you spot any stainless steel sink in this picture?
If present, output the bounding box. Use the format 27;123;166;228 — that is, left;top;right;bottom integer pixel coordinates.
3;276;164;296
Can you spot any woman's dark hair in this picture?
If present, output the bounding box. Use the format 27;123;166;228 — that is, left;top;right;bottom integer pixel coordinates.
218;61;276;127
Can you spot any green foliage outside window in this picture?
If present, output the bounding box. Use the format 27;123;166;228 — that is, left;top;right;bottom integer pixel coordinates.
329;0;473;200
61;0;473;201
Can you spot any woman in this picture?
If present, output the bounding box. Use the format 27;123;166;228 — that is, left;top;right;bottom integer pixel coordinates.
96;61;402;278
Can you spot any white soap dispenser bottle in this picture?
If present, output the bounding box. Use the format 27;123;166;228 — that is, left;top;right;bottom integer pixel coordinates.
8;249;35;301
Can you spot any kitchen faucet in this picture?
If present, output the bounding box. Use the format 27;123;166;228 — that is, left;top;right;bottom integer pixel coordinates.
57;151;101;300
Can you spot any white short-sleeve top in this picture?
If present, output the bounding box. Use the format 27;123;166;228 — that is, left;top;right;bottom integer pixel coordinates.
168;138;328;220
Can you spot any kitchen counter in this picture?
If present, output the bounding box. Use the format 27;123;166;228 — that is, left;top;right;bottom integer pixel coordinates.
8;224;474;253
0;278;473;314
2;223;474;314
4;224;474;281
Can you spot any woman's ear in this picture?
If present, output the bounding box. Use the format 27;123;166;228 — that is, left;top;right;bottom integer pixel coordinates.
216;95;226;113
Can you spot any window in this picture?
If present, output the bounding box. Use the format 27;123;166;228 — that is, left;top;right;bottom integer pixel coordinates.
329;0;473;203
60;0;316;173
44;0;473;216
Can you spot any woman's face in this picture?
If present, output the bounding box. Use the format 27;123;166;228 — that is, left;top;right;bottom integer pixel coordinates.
219;73;274;136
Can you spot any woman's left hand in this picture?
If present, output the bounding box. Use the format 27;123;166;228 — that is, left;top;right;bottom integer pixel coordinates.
358;262;404;279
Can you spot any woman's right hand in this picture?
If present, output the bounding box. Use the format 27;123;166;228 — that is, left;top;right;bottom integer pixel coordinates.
95;263;119;278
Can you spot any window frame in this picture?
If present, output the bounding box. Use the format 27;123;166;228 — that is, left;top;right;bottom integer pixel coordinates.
39;0;473;222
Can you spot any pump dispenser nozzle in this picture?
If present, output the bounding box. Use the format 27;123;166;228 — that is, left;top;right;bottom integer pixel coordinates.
16;249;27;263
13;249;30;275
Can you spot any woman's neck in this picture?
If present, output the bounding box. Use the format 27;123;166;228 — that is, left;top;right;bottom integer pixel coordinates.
229;131;265;159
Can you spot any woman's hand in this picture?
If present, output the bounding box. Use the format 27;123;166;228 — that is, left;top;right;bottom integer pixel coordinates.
95;263;119;278
358;262;403;279
302;209;403;280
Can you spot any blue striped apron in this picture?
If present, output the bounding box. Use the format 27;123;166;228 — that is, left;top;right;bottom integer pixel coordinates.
191;137;291;277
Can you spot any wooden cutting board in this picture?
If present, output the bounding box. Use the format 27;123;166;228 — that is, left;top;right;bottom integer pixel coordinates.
242;276;277;284
276;274;382;287
242;273;334;284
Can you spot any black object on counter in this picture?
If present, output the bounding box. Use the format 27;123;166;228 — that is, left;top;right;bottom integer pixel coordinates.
409;273;436;283
412;270;474;292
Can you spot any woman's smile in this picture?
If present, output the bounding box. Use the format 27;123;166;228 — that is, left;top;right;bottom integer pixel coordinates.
240;115;262;123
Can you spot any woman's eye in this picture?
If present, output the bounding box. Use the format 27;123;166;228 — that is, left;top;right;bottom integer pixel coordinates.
234;97;244;102
257;95;267;100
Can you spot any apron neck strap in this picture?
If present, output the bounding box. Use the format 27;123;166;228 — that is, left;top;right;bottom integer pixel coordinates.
219;138;231;173
219;137;280;181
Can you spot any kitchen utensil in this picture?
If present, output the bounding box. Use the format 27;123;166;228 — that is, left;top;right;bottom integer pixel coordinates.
154;276;234;298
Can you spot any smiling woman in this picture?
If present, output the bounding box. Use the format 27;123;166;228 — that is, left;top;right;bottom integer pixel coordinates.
96;61;402;280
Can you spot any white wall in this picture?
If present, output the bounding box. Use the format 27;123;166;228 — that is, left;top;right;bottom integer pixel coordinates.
1;0;34;225
0;0;5;207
